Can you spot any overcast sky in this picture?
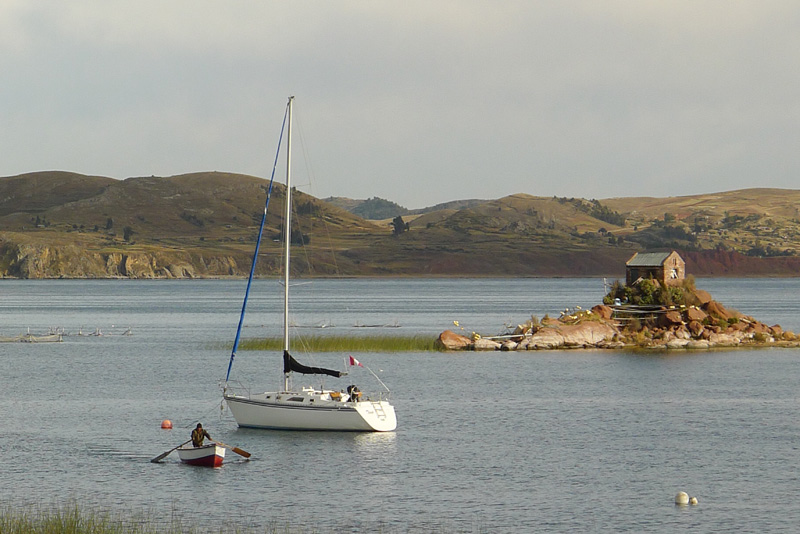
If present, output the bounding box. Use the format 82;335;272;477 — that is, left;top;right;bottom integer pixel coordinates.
2;1;799;208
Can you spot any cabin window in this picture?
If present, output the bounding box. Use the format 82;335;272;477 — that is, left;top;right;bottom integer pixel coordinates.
288;397;304;402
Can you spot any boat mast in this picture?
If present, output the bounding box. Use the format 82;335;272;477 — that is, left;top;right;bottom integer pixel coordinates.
225;98;289;384
283;96;294;391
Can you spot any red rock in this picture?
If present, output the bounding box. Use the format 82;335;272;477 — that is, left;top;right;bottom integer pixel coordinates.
687;320;704;338
528;328;565;349
435;330;472;350
591;305;613;320
558;322;619;347
703;300;732;321
684;307;707;323
659;310;683;327
473;338;501;351
501;340;518;351
693;289;712;305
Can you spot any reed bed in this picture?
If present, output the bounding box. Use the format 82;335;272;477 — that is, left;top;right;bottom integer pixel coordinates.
0;504;169;534
239;335;437;352
0;504;485;533
0;504;304;534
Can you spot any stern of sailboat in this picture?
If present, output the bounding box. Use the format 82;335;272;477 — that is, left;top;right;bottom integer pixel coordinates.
353;399;397;432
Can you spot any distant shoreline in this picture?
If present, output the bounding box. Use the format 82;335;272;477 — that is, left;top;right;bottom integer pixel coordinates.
2;273;800;280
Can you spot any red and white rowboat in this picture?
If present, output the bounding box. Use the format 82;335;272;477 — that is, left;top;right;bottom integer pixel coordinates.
176;443;225;467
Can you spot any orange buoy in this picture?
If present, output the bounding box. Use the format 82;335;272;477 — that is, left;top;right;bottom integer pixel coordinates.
161;419;173;429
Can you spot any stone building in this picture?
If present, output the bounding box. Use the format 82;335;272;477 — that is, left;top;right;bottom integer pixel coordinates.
625;251;685;286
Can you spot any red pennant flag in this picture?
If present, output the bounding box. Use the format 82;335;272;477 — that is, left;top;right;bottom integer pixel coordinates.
349;355;363;367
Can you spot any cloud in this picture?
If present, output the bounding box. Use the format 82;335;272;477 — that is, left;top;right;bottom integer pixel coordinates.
2;1;800;207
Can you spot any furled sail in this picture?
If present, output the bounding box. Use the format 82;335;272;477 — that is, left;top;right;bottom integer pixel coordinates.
283;350;343;378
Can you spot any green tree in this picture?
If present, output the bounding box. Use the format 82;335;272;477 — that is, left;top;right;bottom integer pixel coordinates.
391;216;409;236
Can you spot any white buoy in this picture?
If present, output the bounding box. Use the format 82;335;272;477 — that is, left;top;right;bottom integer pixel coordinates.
675;491;689;505
689;496;698;505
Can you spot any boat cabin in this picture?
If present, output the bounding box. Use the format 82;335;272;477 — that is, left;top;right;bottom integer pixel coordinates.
625;251;685;286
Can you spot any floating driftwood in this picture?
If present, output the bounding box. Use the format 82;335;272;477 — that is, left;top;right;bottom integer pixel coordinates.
0;333;63;343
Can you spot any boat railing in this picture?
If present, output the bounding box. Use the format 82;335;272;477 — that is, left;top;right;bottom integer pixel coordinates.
366;391;391;403
220;379;250;398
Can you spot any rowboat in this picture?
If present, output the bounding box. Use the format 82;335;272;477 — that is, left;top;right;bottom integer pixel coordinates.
176;443;225;467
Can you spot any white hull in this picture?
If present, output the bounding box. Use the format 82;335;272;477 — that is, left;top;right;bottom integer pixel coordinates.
176;444;225;467
224;390;397;432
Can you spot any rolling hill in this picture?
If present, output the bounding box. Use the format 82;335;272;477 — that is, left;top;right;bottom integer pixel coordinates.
1;171;799;278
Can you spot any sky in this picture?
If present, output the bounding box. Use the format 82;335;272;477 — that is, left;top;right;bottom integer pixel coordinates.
2;1;799;209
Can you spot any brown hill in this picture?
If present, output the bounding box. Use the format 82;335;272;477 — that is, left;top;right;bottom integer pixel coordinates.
0;171;116;217
601;188;800;260
0;171;380;278
1;172;799;278
339;194;636;276
603;188;800;221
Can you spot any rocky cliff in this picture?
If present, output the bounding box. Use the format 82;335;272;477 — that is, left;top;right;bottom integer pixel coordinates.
0;241;244;279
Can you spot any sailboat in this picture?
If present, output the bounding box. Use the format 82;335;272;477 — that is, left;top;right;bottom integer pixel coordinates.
222;96;397;432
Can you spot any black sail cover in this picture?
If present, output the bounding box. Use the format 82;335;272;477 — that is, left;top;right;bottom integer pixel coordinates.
283;350;343;378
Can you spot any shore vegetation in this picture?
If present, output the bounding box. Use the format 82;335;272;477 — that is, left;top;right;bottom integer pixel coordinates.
0;503;482;533
239;334;437;352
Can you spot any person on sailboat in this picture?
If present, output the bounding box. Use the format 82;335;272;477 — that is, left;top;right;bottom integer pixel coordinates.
191;423;212;447
347;385;361;402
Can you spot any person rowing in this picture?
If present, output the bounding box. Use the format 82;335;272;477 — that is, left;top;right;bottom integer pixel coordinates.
191;423;212;447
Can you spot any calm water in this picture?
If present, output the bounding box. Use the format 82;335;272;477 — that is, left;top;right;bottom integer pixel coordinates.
1;278;800;532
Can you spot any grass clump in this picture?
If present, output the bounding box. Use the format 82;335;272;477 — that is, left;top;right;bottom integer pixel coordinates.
0;503;302;534
0;504;155;534
0;503;484;533
239;335;437;352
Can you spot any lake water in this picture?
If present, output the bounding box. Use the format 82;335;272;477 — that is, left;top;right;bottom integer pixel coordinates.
1;277;800;533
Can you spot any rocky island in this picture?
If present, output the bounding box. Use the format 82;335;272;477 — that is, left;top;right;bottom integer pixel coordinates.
436;252;798;351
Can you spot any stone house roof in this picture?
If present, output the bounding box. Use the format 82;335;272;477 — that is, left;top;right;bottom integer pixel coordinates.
626;251;673;267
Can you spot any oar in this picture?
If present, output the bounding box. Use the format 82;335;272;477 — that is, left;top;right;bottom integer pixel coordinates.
214;441;251;458
150;439;191;463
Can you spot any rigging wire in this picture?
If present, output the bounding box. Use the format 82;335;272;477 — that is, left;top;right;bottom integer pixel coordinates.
291;106;342;277
225;100;290;383
227;99;349;389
